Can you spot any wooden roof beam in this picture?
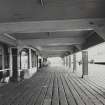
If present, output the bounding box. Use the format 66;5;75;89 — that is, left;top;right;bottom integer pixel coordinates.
0;19;97;33
18;37;85;46
0;33;17;46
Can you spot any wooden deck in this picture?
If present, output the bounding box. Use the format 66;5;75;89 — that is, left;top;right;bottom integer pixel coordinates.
0;66;105;105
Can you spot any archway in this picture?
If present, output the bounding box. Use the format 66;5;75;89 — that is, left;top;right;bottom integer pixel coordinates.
20;48;29;70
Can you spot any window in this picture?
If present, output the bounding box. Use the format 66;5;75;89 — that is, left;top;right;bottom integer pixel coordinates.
21;50;29;69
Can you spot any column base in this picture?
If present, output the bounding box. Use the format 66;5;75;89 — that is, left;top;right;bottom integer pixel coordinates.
82;75;88;79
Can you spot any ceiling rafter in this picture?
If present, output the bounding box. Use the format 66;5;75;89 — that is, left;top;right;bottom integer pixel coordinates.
40;0;45;7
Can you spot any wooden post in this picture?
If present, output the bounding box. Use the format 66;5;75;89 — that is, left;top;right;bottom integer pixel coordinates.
20;52;21;70
66;56;67;67
39;58;41;68
65;56;67;67
2;48;5;82
17;49;21;81
82;51;88;78
2;48;4;70
69;55;71;68
62;57;65;66
9;48;12;77
36;55;38;70
67;56;69;67
65;56;66;66
73;54;76;72
11;48;18;81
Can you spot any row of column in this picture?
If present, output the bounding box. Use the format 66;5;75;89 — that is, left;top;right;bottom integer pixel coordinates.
64;51;88;78
0;46;48;82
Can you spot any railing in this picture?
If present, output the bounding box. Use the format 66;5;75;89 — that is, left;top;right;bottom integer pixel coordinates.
0;68;10;72
0;68;10;82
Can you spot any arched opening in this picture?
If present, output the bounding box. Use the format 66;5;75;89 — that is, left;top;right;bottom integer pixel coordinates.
20;48;29;70
48;57;64;67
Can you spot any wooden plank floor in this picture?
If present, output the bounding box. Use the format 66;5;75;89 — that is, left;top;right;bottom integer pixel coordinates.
0;66;105;105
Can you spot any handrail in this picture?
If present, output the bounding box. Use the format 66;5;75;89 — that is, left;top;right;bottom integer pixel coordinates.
0;68;10;72
18;69;23;72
